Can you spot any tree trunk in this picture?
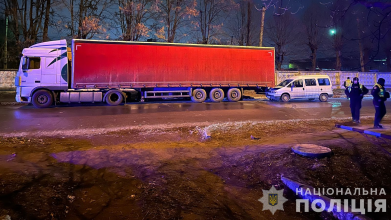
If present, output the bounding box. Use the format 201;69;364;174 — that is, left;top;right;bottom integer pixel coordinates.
276;46;283;70
336;50;341;71
78;0;84;38
356;18;365;72
259;7;265;47
28;0;33;42
246;1;251;46
311;49;317;71
386;50;391;71
42;0;51;41
70;0;74;37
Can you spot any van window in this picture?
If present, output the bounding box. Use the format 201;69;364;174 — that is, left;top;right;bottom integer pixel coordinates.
293;79;303;87
305;79;317;86
318;78;330;86
23;57;40;70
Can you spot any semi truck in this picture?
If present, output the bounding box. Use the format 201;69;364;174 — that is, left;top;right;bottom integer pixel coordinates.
15;39;276;108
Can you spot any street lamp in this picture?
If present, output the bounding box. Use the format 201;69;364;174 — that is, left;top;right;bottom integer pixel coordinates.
329;29;336;35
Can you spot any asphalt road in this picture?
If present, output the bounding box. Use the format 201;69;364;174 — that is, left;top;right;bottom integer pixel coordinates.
0;97;389;135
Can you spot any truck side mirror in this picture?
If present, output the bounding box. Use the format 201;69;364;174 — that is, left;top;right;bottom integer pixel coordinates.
22;57;28;70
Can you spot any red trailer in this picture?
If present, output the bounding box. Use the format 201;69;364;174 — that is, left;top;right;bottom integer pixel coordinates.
15;39;275;108
72;40;275;90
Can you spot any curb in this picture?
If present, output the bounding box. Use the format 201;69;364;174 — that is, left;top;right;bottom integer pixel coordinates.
333;95;372;98
335;124;391;140
0;102;26;106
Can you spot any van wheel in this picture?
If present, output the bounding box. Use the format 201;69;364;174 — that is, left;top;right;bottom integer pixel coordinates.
319;94;328;102
191;89;207;103
209;88;224;102
32;90;53;108
281;93;290;102
227;88;241;102
105;90;124;106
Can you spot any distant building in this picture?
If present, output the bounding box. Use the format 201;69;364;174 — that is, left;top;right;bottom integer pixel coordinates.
288;57;388;72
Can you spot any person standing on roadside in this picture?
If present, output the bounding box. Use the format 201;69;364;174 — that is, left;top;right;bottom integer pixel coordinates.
344;77;352;99
372;78;389;128
345;77;368;123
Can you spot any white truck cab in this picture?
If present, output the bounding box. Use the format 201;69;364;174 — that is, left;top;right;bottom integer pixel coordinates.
15;40;69;105
266;75;333;102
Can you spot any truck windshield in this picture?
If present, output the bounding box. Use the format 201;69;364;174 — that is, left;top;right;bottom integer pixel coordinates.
277;79;293;87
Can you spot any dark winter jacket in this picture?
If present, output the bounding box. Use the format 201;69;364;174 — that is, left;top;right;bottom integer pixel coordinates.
372;83;389;106
345;83;368;101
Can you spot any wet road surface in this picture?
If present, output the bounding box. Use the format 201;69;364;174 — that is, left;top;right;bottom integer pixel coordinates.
0;98;389;134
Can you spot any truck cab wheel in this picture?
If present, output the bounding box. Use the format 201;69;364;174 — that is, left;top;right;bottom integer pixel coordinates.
227;88;241;102
105;90;124;106
319;93;328;102
281;93;290;102
191;89;207;103
32;90;53;108
209;88;224;102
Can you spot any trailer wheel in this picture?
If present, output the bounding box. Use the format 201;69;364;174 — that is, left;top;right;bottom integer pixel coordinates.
105;90;124;106
32;90;53;108
209;88;224;102
319;93;328;102
191;89;207;103
227;88;241;102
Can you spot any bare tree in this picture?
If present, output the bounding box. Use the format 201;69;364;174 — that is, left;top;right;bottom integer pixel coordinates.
195;0;236;44
224;0;254;46
42;0;51;41
365;0;391;71
153;0;198;43
58;0;114;39
3;0;51;46
302;2;325;71
265;13;301;70
255;0;305;47
327;0;352;70
117;0;152;41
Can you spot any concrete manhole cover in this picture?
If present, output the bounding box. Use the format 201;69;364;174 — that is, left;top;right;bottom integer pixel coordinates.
292;144;332;158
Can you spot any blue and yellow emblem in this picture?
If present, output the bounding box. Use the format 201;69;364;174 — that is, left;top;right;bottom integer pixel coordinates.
268;194;278;206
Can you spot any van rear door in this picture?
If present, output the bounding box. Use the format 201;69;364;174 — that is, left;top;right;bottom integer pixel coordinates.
317;78;332;95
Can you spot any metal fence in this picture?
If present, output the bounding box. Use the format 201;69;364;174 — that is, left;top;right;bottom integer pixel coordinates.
276;71;391;89
0;70;17;90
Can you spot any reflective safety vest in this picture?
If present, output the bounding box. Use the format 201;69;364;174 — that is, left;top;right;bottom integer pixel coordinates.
354;83;363;91
345;79;352;87
374;83;385;97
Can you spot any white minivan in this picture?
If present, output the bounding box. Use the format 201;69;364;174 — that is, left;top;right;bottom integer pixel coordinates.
266;75;333;102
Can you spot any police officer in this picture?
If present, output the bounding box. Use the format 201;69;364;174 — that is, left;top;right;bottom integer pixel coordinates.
345;77;368;123
344;77;352;99
372;78;389;128
344;77;352;88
